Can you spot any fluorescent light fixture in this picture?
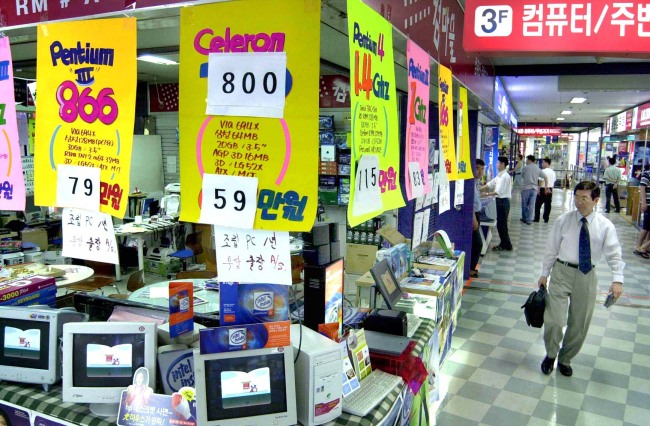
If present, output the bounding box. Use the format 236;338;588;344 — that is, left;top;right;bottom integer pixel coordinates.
570;97;587;104
137;55;178;65
556;117;565;121
561;110;572;115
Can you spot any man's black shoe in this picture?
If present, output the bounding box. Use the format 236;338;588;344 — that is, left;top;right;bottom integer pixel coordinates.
605;210;610;213
558;363;573;377
533;220;540;223
541;356;555;375
615;210;621;213
520;218;526;223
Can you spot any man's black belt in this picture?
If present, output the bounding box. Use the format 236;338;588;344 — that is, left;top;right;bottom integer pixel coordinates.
556;259;594;269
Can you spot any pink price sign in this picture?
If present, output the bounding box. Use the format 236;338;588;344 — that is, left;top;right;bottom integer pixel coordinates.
0;37;27;211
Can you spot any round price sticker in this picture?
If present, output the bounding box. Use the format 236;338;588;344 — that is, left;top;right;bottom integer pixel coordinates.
56;165;101;210
206;52;287;118
408;162;424;198
352;155;382;217
199;174;258;228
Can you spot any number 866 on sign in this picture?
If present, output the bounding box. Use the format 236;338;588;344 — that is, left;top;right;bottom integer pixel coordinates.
474;5;513;37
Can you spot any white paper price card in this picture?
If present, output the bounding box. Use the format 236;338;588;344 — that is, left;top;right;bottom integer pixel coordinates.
409;161;425;198
199;174;258;228
207;52;287;118
214;226;291;285
412;212;424;250
352;154;383;217
56;165;100;210
422;208;431;244
454;179;465;208
62;208;119;264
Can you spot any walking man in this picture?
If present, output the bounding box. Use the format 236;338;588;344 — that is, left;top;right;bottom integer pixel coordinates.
634;166;650;258
471;159;486;277
521;155;543;225
534;158;556;223
480;156;513;251
603;157;622;213
538;181;624;376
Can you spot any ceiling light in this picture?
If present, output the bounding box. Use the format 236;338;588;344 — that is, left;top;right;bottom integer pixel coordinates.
561;110;572;115
556;117;565;121
570;97;587;104
137;55;178;65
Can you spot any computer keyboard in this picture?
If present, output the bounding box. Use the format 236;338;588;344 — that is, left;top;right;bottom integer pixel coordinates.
406;313;423;338
343;369;403;417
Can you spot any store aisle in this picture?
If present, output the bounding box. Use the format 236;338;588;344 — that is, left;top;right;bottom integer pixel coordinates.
436;187;650;425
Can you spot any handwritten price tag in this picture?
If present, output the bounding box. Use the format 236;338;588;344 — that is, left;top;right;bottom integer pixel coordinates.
56;165;100;210
409;162;424;198
214;226;291;285
62;207;118;264
199;174;258;228
352;155;382;217
207;52;286;118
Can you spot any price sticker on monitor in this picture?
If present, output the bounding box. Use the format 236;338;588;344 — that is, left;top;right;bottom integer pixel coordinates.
207;52;287;118
352;155;382;217
408;161;424;198
199;174;258;228
56;165;100;211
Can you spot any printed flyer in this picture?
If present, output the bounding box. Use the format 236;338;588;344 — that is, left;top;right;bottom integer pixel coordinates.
179;0;320;231
0;37;27;211
346;0;404;227
34;17;136;217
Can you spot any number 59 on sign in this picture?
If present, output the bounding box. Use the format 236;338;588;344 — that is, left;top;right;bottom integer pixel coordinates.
199;174;258;228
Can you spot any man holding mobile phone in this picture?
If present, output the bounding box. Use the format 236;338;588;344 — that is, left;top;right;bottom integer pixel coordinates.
537;181;624;377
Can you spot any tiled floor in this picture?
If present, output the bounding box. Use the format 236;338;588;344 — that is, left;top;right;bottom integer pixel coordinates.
436;187;650;425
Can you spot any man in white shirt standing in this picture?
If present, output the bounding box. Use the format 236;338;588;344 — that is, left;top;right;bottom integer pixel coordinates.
603;157;622;213
480;156;513;251
534;158;556;223
538;181;624;376
520;155;543;225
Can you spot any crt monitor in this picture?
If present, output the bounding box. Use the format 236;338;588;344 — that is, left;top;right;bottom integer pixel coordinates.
62;322;157;416
194;345;297;426
0;306;87;391
369;259;403;310
24;194;43;223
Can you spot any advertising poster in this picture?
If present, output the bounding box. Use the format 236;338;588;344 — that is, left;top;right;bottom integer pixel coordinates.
456;87;473;180
405;39;431;200
179;0;320;231
34;18;136;217
32;413;78;426
0;37;27;211
438;64;458;181
347;0;404;227
117;370;197;426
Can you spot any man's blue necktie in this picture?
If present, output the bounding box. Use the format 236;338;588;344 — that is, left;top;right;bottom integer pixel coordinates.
579;217;592;274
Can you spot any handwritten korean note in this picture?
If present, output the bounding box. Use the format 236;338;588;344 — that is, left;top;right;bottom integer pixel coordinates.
214;226;291;285
62;208;119;264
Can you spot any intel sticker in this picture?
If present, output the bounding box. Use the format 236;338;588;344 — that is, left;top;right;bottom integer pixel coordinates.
228;327;247;350
253;291;274;316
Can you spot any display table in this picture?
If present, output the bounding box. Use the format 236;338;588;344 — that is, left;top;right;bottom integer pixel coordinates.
51;264;95;287
0;382;113;426
326;318;437;425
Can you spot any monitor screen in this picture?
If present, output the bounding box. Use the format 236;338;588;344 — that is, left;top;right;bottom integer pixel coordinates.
62;322;157;409
24;194;40;214
0;318;49;370
72;333;145;388
370;259;403;309
195;346;296;426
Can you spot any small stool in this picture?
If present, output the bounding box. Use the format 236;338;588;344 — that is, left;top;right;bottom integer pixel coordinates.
170;249;194;271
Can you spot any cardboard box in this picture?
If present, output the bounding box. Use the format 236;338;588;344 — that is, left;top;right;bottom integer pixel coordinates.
376;225;407;246
0;275;56;307
199;321;291;353
144;258;181;276
20;228;48;251
157;347;195;394
219;282;289;326
346;243;378;275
